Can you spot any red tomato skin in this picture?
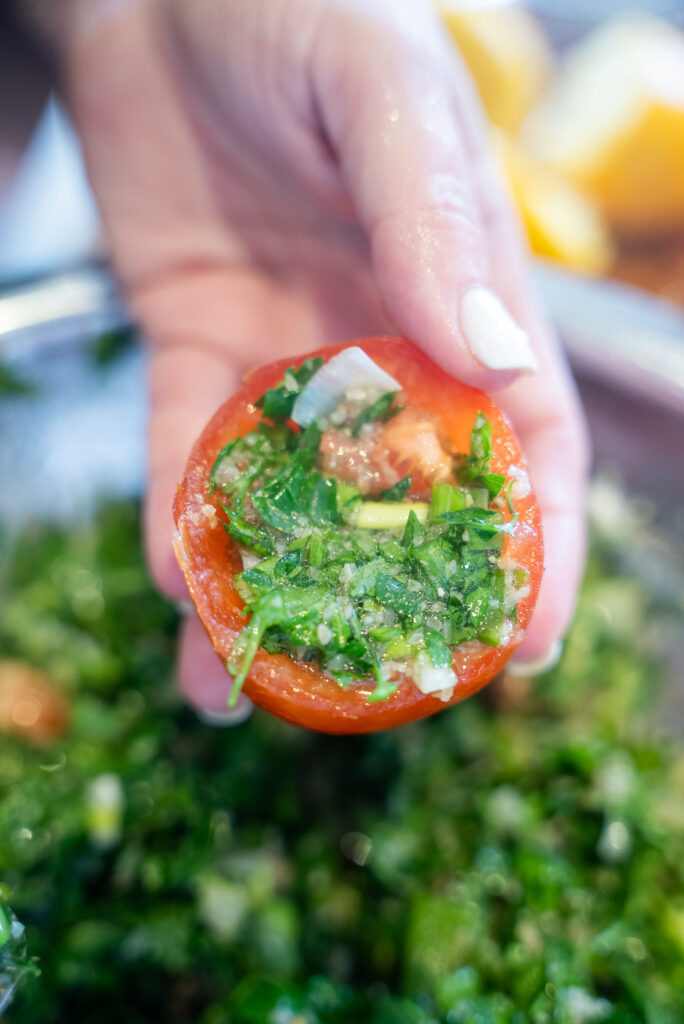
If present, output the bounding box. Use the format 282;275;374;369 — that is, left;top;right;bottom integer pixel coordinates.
173;338;544;734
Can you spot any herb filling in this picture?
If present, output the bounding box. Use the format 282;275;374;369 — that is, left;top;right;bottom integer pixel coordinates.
209;356;528;705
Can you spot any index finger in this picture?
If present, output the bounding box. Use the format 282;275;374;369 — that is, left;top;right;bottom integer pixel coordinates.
445;67;591;663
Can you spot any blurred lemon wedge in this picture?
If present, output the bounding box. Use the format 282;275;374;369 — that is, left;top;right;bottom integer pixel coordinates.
523;16;684;237
439;4;552;130
495;132;614;275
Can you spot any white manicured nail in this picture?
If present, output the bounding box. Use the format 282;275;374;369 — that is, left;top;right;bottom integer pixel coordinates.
196;694;254;726
460;287;538;372
507;639;563;677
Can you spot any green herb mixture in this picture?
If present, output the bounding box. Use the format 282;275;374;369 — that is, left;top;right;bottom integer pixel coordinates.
211;358;524;704
2;497;684;1023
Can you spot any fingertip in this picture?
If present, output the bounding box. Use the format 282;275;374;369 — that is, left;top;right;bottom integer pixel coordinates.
144;338;241;603
459;286;538;375
514;506;586;664
144;490;189;601
177;613;238;715
418;335;532;395
507;638;563;678
195;697;254;727
372;221;539;392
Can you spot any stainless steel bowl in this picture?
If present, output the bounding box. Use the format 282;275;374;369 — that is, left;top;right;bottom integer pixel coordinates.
0;267;144;528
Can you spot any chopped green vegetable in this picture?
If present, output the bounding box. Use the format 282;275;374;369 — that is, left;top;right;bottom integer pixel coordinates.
424;627;452;669
479;471;506;499
219;505;276;556
1;495;684;1022
380;476;412;502
255;357;324;422
430;482;466;520
350;391;401;437
456;412;492;479
0;897;39;1008
0;902;11;948
455;413;508;500
227;585;329;702
208;365;524;700
351;501;429;531
208;438;241;496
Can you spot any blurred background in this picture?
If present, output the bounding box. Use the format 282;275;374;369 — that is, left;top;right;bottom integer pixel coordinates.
3;0;684;291
3;2;684;1022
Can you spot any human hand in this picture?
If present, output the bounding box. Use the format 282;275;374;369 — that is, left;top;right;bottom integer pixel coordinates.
63;0;589;719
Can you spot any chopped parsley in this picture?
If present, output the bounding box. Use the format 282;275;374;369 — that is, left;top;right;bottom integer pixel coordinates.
255;357;324;423
351;390;402;436
210;364;524;704
456;412;506;498
380;476;412;502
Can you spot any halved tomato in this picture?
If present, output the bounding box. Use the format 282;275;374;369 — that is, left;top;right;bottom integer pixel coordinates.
173;338;543;734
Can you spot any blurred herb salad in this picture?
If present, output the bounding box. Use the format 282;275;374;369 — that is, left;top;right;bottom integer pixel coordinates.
2;493;684;1023
0;902;37;1012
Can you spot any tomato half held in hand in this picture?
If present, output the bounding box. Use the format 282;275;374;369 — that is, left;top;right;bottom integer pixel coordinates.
174;338;543;734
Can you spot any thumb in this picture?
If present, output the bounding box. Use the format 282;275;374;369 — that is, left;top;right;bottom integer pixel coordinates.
312;4;537;388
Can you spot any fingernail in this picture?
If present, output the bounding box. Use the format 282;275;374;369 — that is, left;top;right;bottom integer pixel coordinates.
506;638;563;677
175;599;194;615
460;286;538;373
195;694;254;727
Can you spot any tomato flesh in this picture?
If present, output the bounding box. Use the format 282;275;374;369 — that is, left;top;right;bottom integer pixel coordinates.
174;338;544;734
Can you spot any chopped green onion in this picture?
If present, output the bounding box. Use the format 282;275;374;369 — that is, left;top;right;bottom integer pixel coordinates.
351;502;429;530
430;483;466;520
0;903;11;948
